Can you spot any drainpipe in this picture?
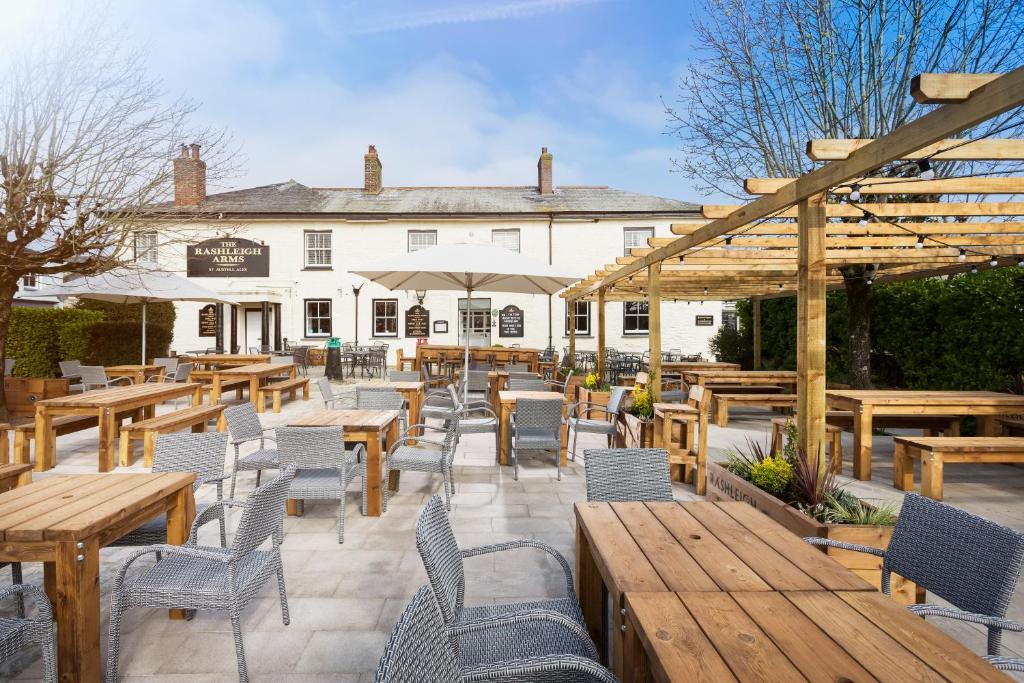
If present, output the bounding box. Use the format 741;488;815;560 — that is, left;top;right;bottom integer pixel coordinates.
547;214;553;350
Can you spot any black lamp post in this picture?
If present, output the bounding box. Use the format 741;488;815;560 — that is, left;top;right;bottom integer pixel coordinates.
352;284;363;344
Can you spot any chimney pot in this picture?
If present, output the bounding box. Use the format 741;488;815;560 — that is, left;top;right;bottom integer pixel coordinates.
173;142;207;207
537;147;553;195
364;145;383;195
189;143;201;160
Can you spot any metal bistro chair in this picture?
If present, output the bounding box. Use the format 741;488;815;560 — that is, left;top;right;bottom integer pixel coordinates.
224;403;281;498
291;346;310;376
414;495;600;669
567;386;629;459
804;493;1024;657
3;359;13;376
357;388;409;435
146;361;193;384
373;585;615;683
106;466;296;683
78;365;133;391
316;376;352;409
276;427;367;544
545;368;574;397
509;398;563;481
58;360;83;385
583;448;673;502
385;418;459;510
0;584;56;683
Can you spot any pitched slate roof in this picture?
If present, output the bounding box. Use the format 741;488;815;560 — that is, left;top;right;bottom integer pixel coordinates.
155;180;699;217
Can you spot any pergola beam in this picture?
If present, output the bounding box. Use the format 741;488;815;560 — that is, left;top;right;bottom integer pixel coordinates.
912;73;1000;104
806;138;1024;161
701;202;1024;219
671;221;1024;236
745;176;1024;195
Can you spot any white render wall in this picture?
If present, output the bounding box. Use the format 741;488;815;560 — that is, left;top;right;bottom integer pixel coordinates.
158;216;727;362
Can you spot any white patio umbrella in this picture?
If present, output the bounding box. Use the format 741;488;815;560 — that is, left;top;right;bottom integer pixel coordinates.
33;263;236;364
353;242;581;402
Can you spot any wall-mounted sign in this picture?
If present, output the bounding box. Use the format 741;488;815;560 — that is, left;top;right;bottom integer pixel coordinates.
695;315;715;326
405;305;430;338
498;305;524;337
198;304;218;337
433;320;448;334
187;237;269;277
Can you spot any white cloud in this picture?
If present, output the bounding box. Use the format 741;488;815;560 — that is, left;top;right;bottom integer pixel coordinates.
342;0;608;35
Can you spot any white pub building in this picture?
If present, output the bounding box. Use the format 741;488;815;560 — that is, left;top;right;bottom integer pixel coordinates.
148;144;729;363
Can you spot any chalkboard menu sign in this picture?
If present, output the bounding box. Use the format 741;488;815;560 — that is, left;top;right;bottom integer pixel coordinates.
198;304;218;337
405;305;430;338
499;305;524;337
695;315;715;326
187;237;269;277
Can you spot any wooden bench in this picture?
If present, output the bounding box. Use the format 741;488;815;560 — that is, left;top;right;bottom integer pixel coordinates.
257;377;310;413
771;417;844;472
894;436;1024;500
12;414;100;466
999;416;1024;436
712;393;797;427
118;404;227;467
704;384;783;395
0;463;31;492
198;375;247;400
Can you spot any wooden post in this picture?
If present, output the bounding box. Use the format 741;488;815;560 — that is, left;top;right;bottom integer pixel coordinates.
568;300;577;369
752;296;762;370
596;288;606;381
797;193;827;472
648;262;662;402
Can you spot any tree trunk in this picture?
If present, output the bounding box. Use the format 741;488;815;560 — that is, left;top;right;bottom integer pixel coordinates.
0;281;21;420
842;267;872;389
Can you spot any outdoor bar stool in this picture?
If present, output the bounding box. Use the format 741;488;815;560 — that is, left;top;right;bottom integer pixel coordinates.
0;584;56;683
583;448;673;502
804;493;1024;657
384;418;459;510
224;403;281;498
567;386;628;459
509;398;563;480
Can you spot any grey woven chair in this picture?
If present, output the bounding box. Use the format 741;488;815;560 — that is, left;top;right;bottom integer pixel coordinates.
316;376;352;409
151;357;178;376
986;655;1024;672
509;398;563;481
357;388;409;434
109;432;230;549
276;426;366;543
545;368;574;396
660;378;689;403
804;492;1024;656
0;584;56;683
567;386;628;459
421;384;458;423
389;370;421;381
106;465;296;683
505;363;531;373
446;385;499;457
465;370;490;405
415;495;600;669
507;378;547;391
374;585;615;683
583;448;673;502
385;418;459;510
421;364;448;390
224;403;281;498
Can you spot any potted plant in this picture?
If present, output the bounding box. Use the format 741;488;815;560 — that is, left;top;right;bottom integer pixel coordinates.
705;422;922;604
577;372;611;406
617;386;655;448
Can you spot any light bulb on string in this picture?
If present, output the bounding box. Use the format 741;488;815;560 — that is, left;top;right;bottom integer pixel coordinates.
970;265;979;274
990;256;999;267
703;287;709;296
958;248;967;262
858;211;870;228
848;184;861;202
917;159;934;181
1017;258;1024;267
724;236;733;249
915;235;925;249
778;283;784;291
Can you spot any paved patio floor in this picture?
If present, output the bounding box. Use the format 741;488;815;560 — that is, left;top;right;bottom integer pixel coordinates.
3;367;1024;681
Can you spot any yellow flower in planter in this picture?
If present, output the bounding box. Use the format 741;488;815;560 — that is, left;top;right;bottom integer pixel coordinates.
627;387;654;421
749;456;793;495
584;372;599;390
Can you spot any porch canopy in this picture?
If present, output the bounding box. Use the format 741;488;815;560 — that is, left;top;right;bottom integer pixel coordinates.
561;69;1024;471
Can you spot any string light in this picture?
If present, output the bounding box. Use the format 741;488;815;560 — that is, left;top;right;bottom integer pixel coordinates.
858;211;870;228
678;255;685;263
1018;258;1024;267
970;264;979;274
915;235;925;249
724;236;733;249
990;256;999;267
958;248;967;262
778;283;784;291
703;287;709;295
917;159;935;180
848;184;861;202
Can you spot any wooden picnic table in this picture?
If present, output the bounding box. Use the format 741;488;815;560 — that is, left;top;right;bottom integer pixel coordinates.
415;344;541;373
661;360;741;373
681;369;797;392
210;362;296;410
33;382;203;472
181;353;272;370
624;590;1009;683
287;409;401;517
0;472;196;682
358;381;425;429
575;500;873;678
826;389;1024;480
0;463;31;492
497;390;569;467
104;364;165;385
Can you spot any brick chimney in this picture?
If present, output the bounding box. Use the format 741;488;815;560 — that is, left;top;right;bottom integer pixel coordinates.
173;143;206;207
537;146;553;194
364;145;382;194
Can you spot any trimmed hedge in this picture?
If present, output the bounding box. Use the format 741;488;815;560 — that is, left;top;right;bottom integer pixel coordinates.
6;308;104;377
80;321;173;366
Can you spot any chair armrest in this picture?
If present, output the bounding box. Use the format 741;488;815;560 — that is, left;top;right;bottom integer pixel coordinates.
570;402;612;419
985;655;1024;672
908;604;1024;632
404;422;449;436
386;437;446;456
109;376;134;386
452;609;597;660
189;499;248;542
462;539;575;597
0;584;52;621
113;543;231;593
462;654;616;683
803;537;886;557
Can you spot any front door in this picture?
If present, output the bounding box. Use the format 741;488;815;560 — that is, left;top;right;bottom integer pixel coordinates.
244;309;274;351
458;298;491;347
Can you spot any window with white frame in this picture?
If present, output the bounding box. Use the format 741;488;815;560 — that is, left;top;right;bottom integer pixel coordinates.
623;227;654;256
373;299;398;336
623;301;649;334
304;231;332;267
565;300;591;336
408;230;437;252
491;228;520;252
304;299;332;337
21;274;37;289
134;231;158;262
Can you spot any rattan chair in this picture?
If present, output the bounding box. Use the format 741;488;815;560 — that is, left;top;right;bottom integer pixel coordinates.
373;585;615;683
389;370;421;381
276;426;366;544
0;584;56;683
804;493;1024;656
224;403;281;498
567;386;628;459
509;398;563;480
465;370;490;405
315;376;352;409
583;448;674;502
106;465;296;683
421;384;458;423
109;432;230;549
545;368;574;396
446;385;499;457
384;418;459;510
507;378;547;391
357;388;409;434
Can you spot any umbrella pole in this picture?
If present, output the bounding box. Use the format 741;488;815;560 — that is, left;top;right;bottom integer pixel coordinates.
141;301;147;365
464;286;471;404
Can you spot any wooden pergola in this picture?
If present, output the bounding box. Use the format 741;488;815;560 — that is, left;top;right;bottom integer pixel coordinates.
562;70;1024;470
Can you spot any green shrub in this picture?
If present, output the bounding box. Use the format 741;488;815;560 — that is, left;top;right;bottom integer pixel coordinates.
708;319;751;367
6;308;103;377
748;456;793;495
80;321;172;366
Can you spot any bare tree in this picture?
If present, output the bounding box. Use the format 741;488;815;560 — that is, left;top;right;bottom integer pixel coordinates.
0;38;235;415
667;0;1024;387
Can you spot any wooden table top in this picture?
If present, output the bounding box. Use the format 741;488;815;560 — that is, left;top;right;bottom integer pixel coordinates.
498;390;567;403
289;409;399;430
686;369;798;378
576;501;872;596
661;361;741;370
626;590;1009;683
105;364;162;372
653;402;698;415
826;389;1024;405
217;362;294;376
183;354;271;363
359;381;425;391
36;382;201;408
0;473;195;542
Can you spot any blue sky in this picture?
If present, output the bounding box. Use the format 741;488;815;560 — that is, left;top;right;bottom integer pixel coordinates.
6;0;715;200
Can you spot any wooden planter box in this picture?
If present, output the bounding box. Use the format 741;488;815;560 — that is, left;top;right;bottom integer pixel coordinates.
560;374;585;399
705;461;923;604
616;411;655;448
4;377;69;418
576;386;611;407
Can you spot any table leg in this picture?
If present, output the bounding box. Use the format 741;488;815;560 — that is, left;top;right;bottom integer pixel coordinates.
211;374;222;404
978;415;997;437
166;485;196;619
251;375;262;412
576;529;606;664
622;609;652;683
365;433;384;517
33;407;54;472
99;407;117;472
499;403;510;466
921;451;944;500
559;417;568;466
853;404;873;480
54;537;101;682
893;441;914;491
191;384;203;407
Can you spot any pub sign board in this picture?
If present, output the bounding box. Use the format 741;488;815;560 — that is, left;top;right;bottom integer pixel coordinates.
695;315;715;326
187;237;269;277
198;304;218;337
405;305;430;338
499;305;524;338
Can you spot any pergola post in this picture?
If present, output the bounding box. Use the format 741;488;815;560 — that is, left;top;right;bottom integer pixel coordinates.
648;262;662;402
752;296;762;370
596;287;606;381
568;301;576;369
797;193;827;470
